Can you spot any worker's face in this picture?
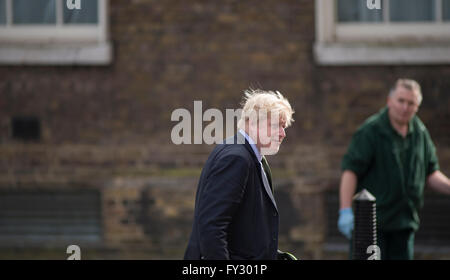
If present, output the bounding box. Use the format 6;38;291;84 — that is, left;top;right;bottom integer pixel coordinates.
387;86;420;126
249;112;287;155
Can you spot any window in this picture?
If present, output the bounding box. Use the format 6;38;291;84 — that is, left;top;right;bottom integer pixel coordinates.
315;0;450;65
337;0;383;22
64;0;98;24
13;0;57;24
0;0;6;24
0;0;111;65
445;0;450;19
338;0;450;22
389;0;435;22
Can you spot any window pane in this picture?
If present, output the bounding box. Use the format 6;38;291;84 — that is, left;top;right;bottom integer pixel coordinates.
13;0;56;24
0;0;6;24
390;0;435;22
338;0;383;22
63;0;98;24
444;0;450;21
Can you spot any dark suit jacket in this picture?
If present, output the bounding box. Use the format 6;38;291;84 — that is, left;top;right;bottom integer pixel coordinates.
184;134;279;260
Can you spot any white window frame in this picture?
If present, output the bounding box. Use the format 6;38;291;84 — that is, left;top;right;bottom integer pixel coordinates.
0;0;111;65
314;0;450;65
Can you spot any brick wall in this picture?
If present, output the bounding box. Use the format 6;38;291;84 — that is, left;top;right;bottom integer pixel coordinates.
0;0;449;259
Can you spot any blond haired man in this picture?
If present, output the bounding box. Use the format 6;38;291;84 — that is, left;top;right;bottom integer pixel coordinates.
184;89;294;260
338;79;450;259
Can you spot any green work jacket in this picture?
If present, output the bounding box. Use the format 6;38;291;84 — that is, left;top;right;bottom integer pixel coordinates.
342;107;440;231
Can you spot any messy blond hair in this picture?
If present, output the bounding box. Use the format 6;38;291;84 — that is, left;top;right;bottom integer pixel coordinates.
237;89;294;130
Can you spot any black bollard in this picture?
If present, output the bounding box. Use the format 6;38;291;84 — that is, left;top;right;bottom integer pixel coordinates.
352;189;378;260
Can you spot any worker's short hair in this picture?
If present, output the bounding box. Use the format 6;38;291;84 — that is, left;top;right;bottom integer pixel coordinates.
390;79;423;105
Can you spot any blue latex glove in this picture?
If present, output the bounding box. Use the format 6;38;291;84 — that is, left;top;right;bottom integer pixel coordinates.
338;207;354;240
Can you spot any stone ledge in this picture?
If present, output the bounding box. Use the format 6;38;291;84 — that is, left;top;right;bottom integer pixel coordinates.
314;43;450;65
0;42;113;65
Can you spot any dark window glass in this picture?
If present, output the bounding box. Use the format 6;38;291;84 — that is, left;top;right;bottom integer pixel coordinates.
13;0;56;24
63;0;98;24
390;0;436;22
443;0;450;21
338;0;383;22
0;0;6;24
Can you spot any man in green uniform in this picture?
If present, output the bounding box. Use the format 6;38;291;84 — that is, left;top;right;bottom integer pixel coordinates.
338;79;450;260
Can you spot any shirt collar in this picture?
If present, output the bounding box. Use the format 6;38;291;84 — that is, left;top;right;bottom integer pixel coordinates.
239;129;262;162
381;107;415;138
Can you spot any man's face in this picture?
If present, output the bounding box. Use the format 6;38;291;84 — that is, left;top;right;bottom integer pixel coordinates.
256;114;287;156
387;86;420;126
